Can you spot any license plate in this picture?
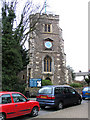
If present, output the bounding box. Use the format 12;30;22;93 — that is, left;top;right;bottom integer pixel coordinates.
41;96;47;99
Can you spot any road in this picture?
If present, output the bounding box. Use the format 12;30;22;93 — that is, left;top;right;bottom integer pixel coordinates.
9;100;89;120
36;100;89;118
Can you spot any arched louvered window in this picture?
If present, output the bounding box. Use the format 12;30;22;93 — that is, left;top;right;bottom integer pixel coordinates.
44;56;52;72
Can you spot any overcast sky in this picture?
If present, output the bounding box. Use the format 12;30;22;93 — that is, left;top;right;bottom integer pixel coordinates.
46;0;88;72
2;0;89;72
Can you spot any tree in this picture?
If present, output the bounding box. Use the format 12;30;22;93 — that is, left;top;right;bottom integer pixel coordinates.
14;0;45;46
0;14;2;91
2;1;24;91
85;74;90;86
67;65;75;81
2;0;46;93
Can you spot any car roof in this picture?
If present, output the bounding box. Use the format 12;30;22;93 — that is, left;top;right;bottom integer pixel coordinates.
42;85;71;88
84;87;90;88
83;87;90;89
0;91;21;96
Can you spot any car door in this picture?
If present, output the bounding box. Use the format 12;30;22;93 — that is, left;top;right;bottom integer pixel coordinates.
12;93;31;116
1;94;16;118
68;87;78;104
62;87;73;105
54;87;71;106
54;87;63;105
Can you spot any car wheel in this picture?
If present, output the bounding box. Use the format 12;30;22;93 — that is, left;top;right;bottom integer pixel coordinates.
82;97;85;100
40;106;45;109
31;107;38;117
77;98;81;105
0;113;6;120
56;102;63;110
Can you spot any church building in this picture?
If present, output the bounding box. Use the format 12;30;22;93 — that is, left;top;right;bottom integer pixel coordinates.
27;13;66;87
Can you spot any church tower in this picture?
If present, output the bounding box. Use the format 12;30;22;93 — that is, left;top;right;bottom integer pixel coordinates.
27;13;66;86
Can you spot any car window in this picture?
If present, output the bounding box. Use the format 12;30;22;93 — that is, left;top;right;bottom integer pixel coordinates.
39;87;52;94
68;88;76;94
55;87;72;94
83;87;90;91
63;87;70;93
12;93;26;103
0;94;11;104
55;87;64;94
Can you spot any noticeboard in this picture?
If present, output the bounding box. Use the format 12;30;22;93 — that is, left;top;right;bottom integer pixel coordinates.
29;78;42;87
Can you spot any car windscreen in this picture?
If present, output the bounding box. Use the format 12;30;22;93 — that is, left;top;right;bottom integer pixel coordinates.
83;87;90;91
38;87;52;94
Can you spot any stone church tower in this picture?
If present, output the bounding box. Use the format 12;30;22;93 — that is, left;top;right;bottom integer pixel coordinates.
27;13;66;86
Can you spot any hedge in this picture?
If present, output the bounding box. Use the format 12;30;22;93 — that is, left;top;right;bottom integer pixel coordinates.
42;79;53;86
70;83;83;88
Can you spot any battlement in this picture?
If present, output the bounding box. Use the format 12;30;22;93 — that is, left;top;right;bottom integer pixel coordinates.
42;13;59;19
31;13;59;21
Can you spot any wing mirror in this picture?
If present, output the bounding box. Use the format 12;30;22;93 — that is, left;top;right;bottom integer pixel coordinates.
26;98;30;101
72;92;75;94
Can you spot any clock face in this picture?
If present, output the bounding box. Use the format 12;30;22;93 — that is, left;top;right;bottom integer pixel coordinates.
45;41;52;48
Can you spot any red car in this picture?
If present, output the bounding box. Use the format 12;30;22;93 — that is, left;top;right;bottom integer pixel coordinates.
0;91;40;120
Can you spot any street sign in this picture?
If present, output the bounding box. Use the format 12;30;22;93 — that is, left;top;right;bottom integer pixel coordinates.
29;78;42;87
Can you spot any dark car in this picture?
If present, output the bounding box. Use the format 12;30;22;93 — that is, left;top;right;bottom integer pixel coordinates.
82;87;90;100
36;85;82;110
0;91;40;120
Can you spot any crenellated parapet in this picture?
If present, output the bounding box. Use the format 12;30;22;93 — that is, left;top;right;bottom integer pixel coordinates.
30;13;59;21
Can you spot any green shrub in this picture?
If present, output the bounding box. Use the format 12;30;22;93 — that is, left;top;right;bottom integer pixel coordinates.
70;83;83;88
42;79;53;86
85;78;90;86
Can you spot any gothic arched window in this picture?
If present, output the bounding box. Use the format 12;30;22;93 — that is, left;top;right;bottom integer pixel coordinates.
44;56;52;72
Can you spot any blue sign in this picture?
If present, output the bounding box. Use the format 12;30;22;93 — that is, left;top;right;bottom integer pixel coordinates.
29;78;42;87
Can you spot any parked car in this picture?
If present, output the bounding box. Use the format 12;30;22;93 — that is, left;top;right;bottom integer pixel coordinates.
82;87;90;100
0;91;40;120
36;85;82;110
